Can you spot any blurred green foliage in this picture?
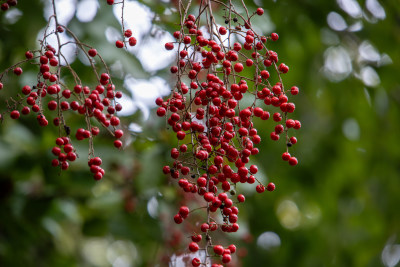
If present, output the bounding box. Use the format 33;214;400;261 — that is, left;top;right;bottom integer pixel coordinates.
1;0;400;266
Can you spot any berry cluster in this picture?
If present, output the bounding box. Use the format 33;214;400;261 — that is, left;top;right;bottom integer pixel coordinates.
157;1;300;266
0;0;17;12
105;0;137;49
0;0;126;180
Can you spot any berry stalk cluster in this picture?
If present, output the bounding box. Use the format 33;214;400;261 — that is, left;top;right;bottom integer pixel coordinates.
0;0;134;179
157;0;300;265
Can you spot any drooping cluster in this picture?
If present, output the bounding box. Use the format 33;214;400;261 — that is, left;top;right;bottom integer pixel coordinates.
157;1;300;266
0;0;129;180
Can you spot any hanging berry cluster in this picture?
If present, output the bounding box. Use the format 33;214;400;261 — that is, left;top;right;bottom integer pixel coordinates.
157;0;300;266
0;0;17;11
0;0;134;180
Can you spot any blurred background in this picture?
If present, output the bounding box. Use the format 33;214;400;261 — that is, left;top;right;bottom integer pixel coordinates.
1;0;399;266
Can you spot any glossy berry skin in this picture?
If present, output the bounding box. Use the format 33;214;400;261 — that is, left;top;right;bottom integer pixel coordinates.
271;33;279;41
114;140;122;148
289;157;298;166
256;185;265;193
10;110;20;119
165;42;174;50
13;67;23;75
234;63;243;72
213;245;224;255
192;258;201;267
256;8;264;16
88;49;97;57
115;40;124;48
188;242;199;252
267;182;276;191
282;152;291;161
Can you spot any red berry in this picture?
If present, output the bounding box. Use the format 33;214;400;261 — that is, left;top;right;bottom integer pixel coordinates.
256;184;265;193
256;7;264;16
213;245;224;255
188;242;199;252
282;152;291;161
192;258;201;267
115;40;124;48
165;42;174;50
124;29;132;37
237;194;245;202
267;182;276;191
10;110;20;119
110;116;120;126
25;51;34;59
174;214;183;224
13;67;23;76
222;254;231;263
271;32;279;41
291;86;299;95
128;37;137;46
219;27;227;35
289;157;298;166
179;206;190;218
200;223;209;232
88;49;97;57
114;140;123;148
234;63;244;72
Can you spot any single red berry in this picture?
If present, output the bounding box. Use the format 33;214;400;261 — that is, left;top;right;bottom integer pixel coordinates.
124;29;132;37
13;67;23;76
110;116;120;126
107;0;114;5
271;32;279;41
25;51;34;59
267;182;276;191
219;27;227;35
1;3;9;11
165;42;174;50
291;86;299;95
282;152;291;161
189;242;199;252
249;165;258;174
21;106;30;115
289;157;298;166
174;214;183;224
200;223;209;232
256;7;264;16
128;37;137;46
234;63;244;72
237;194;245;202
88;49;97;57
256;184;265;193
192;258;201;267
114;140;122;148
10;110;20;119
115;40;124;48
222;254;232;263
179;206;190;218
